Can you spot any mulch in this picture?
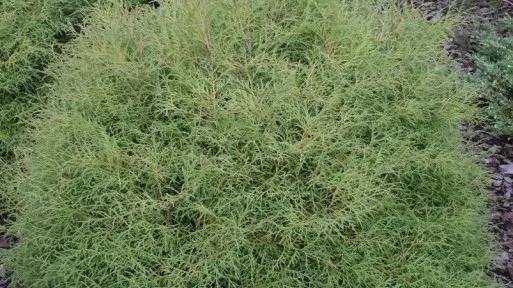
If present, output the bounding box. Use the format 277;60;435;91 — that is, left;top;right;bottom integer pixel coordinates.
0;214;14;288
433;0;513;286
462;126;513;286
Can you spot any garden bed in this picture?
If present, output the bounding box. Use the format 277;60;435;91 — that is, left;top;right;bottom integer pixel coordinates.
0;0;500;287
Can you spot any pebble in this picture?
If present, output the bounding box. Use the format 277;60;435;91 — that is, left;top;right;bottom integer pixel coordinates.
482;157;500;166
477;0;488;8
500;165;513;175
508;262;513;279
503;251;511;262
494;180;504;187
491;144;502;154
506;187;512;199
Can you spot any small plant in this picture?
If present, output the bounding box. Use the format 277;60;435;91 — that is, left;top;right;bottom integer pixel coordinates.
6;0;492;287
473;18;513;134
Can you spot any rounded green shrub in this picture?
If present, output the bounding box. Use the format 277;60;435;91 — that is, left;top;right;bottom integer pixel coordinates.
7;1;492;287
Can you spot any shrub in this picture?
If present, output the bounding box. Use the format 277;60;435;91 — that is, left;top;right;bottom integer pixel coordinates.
7;1;492;287
0;0;95;211
0;0;84;97
0;0;150;218
473;18;513;134
0;0;148;145
0;0;150;96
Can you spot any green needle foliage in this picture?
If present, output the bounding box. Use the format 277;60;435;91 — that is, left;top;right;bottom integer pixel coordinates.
0;0;96;214
0;0;146;99
0;0;145;219
473;18;513;134
7;0;492;287
0;0;87;98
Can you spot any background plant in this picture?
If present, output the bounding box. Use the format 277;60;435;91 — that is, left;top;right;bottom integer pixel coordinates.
472;17;513;134
6;0;492;287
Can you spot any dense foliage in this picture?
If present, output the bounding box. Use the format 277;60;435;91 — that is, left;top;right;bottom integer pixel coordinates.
473;18;513;134
0;0;99;227
0;0;149;221
0;0;89;97
5;1;491;287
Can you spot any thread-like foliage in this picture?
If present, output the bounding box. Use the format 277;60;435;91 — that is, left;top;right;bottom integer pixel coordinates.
0;0;146;145
7;1;492;287
0;0;87;97
0;0;99;232
0;0;148;220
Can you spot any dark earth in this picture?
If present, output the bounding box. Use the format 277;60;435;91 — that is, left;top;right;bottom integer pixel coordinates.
1;0;513;287
472;128;513;286
438;0;513;286
0;214;14;288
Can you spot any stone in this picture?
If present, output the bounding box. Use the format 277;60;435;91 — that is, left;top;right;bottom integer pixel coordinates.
500;165;513;175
